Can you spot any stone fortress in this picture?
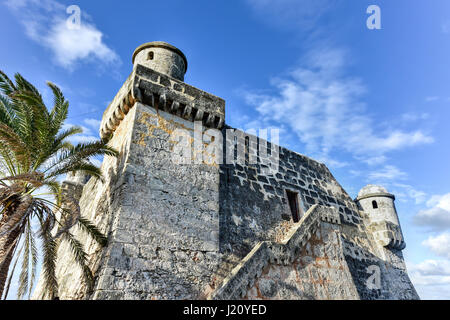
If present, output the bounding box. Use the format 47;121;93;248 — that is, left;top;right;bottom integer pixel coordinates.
34;41;419;300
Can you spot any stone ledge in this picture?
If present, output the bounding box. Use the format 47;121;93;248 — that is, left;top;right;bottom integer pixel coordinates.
355;192;395;201
100;64;225;140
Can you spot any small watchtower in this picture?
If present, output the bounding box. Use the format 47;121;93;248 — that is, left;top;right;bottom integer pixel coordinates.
132;41;188;81
356;185;405;250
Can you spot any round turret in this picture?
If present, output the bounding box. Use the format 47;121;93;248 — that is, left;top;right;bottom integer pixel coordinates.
356;184;405;249
132;41;187;81
356;184;399;226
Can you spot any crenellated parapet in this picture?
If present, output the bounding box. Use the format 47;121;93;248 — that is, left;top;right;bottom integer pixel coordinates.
100;42;225;140
368;220;405;250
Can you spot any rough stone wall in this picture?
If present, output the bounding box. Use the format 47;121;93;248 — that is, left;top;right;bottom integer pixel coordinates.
244;220;359;300
211;205;360;299
93;102;223;300
211;205;418;300
218;127;363;265
34;101;223;300
343;240;419;299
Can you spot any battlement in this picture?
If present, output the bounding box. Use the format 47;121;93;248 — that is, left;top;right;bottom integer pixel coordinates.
100;64;225;140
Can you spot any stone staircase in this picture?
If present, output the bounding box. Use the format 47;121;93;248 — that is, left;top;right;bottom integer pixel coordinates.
208;204;340;300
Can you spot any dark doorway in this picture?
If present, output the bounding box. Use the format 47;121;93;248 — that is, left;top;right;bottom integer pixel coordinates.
372;200;378;209
286;190;300;223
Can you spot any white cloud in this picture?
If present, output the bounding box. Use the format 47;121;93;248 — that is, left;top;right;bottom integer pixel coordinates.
401;112;430;122
68;135;98;143
242;48;434;164
62;123;98;143
246;0;337;30
6;0;120;70
407;259;450;299
83;118;101;131
425;96;439;102
358;155;388;166
423;233;450;259
46;20;119;69
392;183;427;204
62;123;91;135
367;165;407;181
442;21;450;34
414;193;450;231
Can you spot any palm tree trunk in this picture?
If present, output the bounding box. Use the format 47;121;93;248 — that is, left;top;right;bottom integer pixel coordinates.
0;224;22;298
0;196;30;299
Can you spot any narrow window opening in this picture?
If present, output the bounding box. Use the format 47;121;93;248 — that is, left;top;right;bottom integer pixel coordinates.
372;200;378;209
148;51;154;60
286;190;300;223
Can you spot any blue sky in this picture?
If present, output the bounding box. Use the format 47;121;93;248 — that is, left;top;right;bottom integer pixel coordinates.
1;0;450;299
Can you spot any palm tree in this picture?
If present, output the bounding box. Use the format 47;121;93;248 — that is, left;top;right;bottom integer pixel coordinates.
0;71;117;299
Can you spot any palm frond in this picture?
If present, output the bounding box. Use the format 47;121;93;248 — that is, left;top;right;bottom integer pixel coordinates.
43;141;116;177
38;225;58;299
47;82;69;135
0;172;44;188
0;95;14;127
43;180;62;206
78;217;107;247
28;225;38;299
0;123;30;170
0;72;118;299
63;232;94;291
14;73;41;98
49;161;104;182
0;70;16;96
18;221;31;298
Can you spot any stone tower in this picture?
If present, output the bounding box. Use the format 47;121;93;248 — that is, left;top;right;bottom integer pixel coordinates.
33;41;419;300
356;185;405;250
132;41;188;81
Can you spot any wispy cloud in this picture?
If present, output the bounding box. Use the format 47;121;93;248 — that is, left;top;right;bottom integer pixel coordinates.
241;47;434;166
442;21;450;34
83;118;101;131
401;112;430;122
411;194;450;298
423;233;450;259
357;155;388;166
246;0;338;31
414;193;450;232
62;120;100;144
392;183;427;204
5;0;120;71
367;165;408;181
425;96;439;102
407;259;450;299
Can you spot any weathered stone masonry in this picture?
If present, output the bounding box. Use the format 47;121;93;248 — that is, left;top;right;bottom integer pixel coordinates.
33;41;419;300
